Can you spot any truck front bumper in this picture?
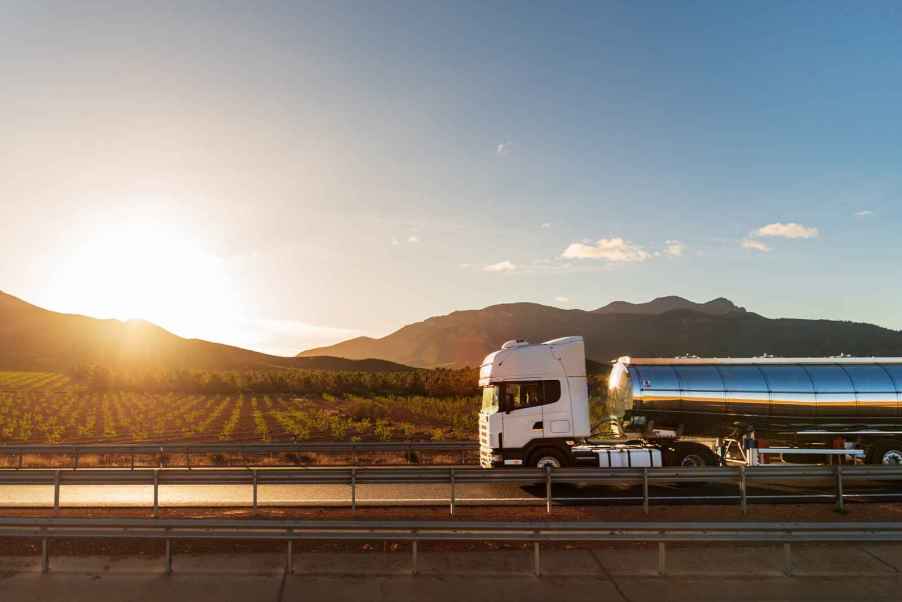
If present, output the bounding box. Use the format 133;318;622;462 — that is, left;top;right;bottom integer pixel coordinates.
480;447;506;468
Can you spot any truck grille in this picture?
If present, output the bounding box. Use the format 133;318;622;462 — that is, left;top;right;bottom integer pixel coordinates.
479;418;489;448
479;414;492;468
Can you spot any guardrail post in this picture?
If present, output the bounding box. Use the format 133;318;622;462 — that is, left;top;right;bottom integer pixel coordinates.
159;447;163;468
449;468;455;516
351;444;358;466
186;448;191;470
130;453;135;471
739;466;748;515
252;469;258;514
411;536;418;575
73;448;79;470
835;464;845;512
17;453;22;470
783;542;792;576
53;470;61;513
545;465;552;514
287;539;293;575
351;467;357;511
642;467;649;515
165;536;172;575
153;469;160;517
41;535;49;573
533;535;541;577
460;448;466;465
657;542;667;575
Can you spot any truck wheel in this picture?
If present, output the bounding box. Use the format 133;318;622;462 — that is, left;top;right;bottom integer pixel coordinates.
529;448;567;469
665;442;717;467
870;440;902;465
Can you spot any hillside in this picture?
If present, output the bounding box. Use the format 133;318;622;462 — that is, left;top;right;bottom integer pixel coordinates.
298;297;902;368
594;295;746;316
0;291;410;372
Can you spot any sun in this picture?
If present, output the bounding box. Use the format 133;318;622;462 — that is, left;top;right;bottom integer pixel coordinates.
47;221;243;342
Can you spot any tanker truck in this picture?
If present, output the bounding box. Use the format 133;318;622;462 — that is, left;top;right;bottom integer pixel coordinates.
478;336;902;468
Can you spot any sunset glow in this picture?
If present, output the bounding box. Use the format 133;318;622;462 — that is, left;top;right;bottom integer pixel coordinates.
46;220;243;342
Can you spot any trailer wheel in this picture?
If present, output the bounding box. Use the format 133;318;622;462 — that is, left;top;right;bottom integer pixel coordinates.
870;440;902;465
528;448;567;469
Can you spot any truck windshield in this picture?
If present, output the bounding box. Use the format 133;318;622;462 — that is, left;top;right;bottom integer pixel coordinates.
481;386;499;412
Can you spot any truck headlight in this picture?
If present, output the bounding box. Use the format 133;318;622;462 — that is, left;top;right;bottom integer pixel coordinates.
492;454;504;462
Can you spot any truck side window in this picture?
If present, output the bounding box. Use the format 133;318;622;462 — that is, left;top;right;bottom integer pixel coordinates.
542;380;561;404
500;380;562;410
523;382;541;405
503;383;525;411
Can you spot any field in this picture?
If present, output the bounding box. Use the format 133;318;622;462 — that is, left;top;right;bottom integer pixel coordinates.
0;371;71;392
0;372;478;445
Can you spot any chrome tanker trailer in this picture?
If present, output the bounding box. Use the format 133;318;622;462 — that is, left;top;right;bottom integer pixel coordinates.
478;336;902;468
611;355;902;466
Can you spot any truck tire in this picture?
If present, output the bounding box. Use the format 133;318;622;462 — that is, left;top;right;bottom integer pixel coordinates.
869;440;902;465
528;448;568;469
664;442;718;467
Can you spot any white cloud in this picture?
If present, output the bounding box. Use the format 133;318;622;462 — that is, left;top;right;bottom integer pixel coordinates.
496;142;510;156
554;296;569;303
391;237;400;246
540;222;551;229
407;235;420;243
741;238;770;253
561;238;650;262
483;260;516;272
855;210;874;217
663;240;685;257
754;222;819;239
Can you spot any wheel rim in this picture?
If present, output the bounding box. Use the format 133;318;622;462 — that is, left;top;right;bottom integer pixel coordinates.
882;450;902;465
536;456;561;469
680;454;706;467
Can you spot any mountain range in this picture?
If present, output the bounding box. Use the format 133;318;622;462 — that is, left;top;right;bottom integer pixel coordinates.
0;291;409;372
298;296;902;368
5;289;902;373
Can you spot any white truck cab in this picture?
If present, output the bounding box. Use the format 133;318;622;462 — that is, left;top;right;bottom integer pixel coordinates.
479;336;671;469
478;336;592;467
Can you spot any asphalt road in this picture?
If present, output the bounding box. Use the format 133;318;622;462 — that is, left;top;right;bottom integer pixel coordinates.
7;544;902;601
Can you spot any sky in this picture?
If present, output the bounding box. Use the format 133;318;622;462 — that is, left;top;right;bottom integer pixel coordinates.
2;1;902;356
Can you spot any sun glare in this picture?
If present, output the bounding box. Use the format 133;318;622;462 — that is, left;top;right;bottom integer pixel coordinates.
47;222;244;342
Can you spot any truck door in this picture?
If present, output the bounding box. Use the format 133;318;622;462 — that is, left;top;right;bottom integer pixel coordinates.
500;382;545;451
539;380;571;437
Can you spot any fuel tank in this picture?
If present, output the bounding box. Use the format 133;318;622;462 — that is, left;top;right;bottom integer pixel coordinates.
609;356;902;435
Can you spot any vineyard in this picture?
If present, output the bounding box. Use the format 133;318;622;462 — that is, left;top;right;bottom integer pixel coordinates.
0;372;479;444
0;371;71;392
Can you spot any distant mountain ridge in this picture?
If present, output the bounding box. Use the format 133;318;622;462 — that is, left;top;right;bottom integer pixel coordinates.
298;296;902;368
0;291;410;372
594;295;745;316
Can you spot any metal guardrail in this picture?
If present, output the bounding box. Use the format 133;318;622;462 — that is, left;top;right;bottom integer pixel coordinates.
3;464;902;515
0;441;478;469
3;516;901;576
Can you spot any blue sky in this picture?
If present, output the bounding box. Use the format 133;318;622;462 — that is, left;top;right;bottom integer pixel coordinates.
2;2;901;354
